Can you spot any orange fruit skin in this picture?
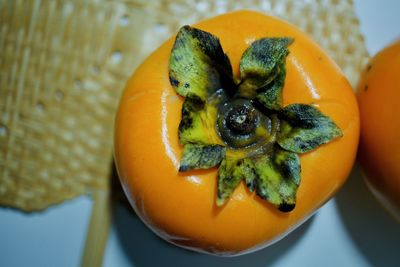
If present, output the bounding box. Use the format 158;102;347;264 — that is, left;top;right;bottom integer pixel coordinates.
114;11;359;255
357;39;400;222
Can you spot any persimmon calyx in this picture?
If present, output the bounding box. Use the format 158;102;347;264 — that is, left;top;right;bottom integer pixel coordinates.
169;25;342;212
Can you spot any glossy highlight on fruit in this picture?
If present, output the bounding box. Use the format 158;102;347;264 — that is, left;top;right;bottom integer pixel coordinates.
357;39;400;221
114;11;360;255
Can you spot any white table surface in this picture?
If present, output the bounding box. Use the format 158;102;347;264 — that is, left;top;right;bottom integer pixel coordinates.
1;1;399;266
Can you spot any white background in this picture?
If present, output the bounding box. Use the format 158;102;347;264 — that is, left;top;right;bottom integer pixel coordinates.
1;1;399;266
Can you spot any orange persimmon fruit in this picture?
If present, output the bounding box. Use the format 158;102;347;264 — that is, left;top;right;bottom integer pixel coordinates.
357;39;400;221
114;11;359;255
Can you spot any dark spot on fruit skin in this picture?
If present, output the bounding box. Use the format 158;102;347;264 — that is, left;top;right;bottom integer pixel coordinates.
318;56;322;61
364;85;369;91
367;64;372;72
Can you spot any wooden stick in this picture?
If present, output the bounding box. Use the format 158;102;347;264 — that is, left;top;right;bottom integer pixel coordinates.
80;190;111;267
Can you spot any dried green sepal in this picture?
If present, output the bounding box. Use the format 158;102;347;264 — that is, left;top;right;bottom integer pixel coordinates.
169;25;233;101
238;38;293;98
217;157;257;206
277;104;343;153
178;90;225;144
217;157;243;206
254;148;300;212
240;158;258;192
179;143;226;172
255;64;285;111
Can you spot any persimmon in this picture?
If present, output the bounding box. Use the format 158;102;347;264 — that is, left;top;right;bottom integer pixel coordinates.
114;11;359;255
357;39;400;221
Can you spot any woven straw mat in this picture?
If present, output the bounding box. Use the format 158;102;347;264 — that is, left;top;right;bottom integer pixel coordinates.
0;0;369;211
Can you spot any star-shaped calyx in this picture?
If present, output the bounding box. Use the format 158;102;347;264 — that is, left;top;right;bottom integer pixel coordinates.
169;26;342;212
